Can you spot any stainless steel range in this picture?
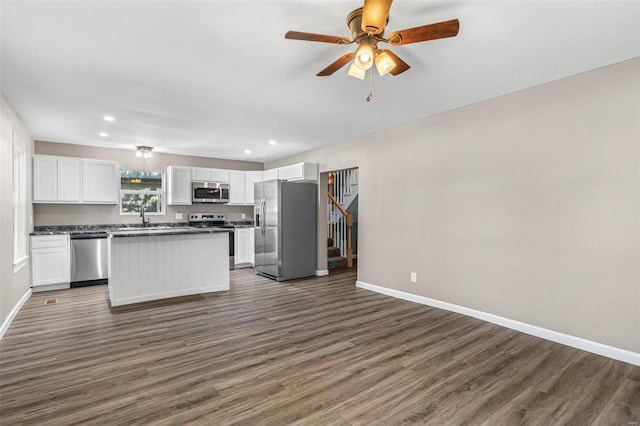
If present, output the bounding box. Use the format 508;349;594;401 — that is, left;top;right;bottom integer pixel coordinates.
188;212;235;270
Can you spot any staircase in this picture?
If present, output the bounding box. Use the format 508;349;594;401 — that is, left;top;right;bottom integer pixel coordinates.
327;168;358;270
327;237;347;269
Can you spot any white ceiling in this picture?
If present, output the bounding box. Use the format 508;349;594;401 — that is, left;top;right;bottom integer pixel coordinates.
1;1;638;163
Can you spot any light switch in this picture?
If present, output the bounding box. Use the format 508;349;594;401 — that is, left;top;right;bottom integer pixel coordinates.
176;213;183;220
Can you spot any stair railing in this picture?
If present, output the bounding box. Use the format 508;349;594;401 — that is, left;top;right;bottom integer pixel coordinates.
327;191;353;267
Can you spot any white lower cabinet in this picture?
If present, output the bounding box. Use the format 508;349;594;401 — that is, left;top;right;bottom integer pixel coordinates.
31;235;70;291
234;227;255;267
248;227;255;265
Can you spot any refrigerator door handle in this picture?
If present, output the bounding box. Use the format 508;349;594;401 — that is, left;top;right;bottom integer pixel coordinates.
261;198;266;234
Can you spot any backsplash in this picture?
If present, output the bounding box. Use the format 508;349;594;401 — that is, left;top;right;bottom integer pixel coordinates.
33;203;254;226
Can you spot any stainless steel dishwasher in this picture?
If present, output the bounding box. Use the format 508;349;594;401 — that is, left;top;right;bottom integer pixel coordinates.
70;233;109;287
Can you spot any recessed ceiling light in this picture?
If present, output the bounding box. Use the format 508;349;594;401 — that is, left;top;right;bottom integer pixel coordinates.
269;140;277;145
103;115;115;122
99;132;109;137
244;149;252;154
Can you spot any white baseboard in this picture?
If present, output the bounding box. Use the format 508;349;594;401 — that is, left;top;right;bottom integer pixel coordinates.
316;270;329;277
356;280;640;367
0;288;31;340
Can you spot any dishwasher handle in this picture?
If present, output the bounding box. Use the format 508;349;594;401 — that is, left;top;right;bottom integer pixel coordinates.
70;233;108;239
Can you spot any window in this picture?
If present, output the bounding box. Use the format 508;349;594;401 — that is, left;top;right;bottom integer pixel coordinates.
13;132;28;273
119;170;164;215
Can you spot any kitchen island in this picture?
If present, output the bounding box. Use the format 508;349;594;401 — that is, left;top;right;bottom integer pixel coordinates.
107;227;230;307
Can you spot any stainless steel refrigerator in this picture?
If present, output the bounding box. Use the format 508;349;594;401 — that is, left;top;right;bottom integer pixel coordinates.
254;179;317;281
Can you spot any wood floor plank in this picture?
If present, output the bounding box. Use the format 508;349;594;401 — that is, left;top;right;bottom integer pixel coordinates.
1;268;638;425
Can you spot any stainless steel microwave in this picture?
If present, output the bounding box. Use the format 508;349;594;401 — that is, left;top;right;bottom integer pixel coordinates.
192;182;229;203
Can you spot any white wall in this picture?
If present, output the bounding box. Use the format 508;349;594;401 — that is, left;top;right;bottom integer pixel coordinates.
266;58;640;354
1;95;34;336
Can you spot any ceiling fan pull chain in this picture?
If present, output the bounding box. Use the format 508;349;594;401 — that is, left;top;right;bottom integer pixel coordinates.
366;68;373;102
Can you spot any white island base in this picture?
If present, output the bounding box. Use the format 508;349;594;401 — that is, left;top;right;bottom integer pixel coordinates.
108;231;230;307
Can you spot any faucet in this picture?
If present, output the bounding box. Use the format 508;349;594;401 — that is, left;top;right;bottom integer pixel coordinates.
140;207;149;227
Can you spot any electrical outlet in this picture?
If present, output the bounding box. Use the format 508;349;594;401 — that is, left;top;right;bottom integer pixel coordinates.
175;213;183;220
410;272;417;283
242;213;246;219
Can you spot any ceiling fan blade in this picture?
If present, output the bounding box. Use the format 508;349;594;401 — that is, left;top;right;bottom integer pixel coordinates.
382;50;410;76
361;0;393;34
317;53;356;76
285;31;351;44
387;19;459;45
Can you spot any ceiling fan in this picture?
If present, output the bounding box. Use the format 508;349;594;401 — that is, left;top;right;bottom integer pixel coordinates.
285;0;460;80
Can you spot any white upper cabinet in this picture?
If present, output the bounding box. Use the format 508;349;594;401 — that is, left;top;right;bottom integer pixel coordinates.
81;159;118;204
245;171;262;205
228;170;246;205
167;166;192;205
262;168;279;181
258;163;318;183
57;157;82;202
192;167;230;183
34;155;117;204
33;155;60;202
229;170;263;205
278;162;318;182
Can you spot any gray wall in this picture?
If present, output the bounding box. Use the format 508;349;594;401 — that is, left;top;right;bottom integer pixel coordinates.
34;142;260;226
1;95;34;333
266;58;640;354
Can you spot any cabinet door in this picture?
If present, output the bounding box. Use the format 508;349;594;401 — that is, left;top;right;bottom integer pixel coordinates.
167;166;192;205
33;155;58;202
234;228;250;265
192;167;211;182
228;171;246;205
278;163;318;182
262;168;278;181
32;246;70;286
82;159;118;203
245;171;262;205
57;157;82;202
248;227;255;265
278;163;304;181
211;169;230;183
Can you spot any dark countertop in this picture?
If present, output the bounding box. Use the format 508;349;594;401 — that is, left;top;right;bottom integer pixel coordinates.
107;227;231;238
31;221;253;236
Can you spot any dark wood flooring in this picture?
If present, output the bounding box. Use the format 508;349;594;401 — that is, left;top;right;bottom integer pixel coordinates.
1;268;638;425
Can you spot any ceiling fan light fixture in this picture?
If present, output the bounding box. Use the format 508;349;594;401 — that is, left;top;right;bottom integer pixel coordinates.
374;50;395;76
354;44;374;70
348;61;366;79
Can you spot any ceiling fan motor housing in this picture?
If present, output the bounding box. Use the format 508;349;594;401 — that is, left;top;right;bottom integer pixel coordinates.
347;8;388;39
